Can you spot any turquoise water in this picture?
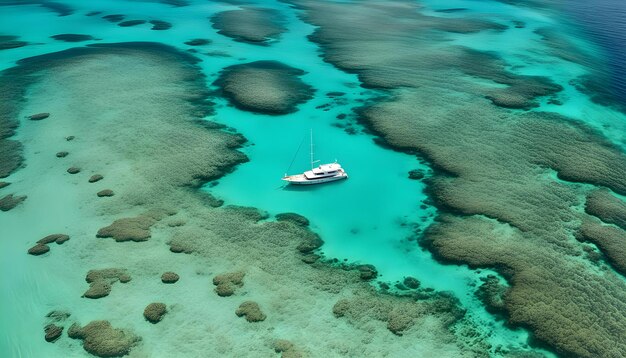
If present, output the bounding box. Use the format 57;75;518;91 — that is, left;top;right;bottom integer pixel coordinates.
1;0;625;356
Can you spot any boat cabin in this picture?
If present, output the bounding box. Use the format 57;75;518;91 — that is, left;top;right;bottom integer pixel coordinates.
304;163;343;180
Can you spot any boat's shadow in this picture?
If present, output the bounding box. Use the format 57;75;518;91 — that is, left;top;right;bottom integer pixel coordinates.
280;179;348;191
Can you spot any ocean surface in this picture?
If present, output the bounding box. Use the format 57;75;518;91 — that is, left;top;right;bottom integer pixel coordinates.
1;0;625;357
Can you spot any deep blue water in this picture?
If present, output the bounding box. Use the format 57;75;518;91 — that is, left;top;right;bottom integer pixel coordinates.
562;0;626;108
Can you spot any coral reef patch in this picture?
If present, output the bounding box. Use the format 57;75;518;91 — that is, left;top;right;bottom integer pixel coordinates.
161;272;179;283
89;174;103;183
83;268;131;299
28;234;70;255
44;324;63;342
0;193;26;211
96;211;166;242
585;189;626;230
210;7;286;45
97;189;114;197
288;0;626;355
235;301;266;322
0;35;27;50
68;320;140;357
143;303;167;323
214;61;314;115
213;271;244;297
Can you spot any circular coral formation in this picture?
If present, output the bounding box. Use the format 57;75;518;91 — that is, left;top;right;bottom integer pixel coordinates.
67;167;80;174
210;7;286;45
214;61;314;115
97;189;114;197
235;301;266;322
161;272;179;284
44;324;63;342
27;112;49;120
144;303;167;323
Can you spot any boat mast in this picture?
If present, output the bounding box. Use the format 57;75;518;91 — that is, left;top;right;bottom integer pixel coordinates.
310;128;314;170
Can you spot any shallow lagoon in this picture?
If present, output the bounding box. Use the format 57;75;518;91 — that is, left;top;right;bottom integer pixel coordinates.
1;0;625;356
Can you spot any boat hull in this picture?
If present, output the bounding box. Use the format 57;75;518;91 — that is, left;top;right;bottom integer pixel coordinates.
282;173;348;185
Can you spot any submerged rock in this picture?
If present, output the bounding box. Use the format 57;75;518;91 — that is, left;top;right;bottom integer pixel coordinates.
403;276;421;289
272;339;303;358
0;182;10;189
89;174;103;183
38;234;70;245
144;303;167;323
149;20;172;30
56;151;68;158
235;301;266;322
0;194;26;211
213;271;244;297
46;310;71;322
83;268;131;299
408;169;425;180
0;35;27;50
28;112;50;120
118;20;146;27
161;272;179;284
28;244;50;256
102;14;125;23
97;189;114;197
68;320;140;357
44;324;63;342
214;61;314;115
50;34;94;42
184;39;211;46
67;167;80;174
476;275;507;315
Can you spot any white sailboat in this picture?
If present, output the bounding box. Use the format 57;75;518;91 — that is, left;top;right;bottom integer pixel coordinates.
282;130;348;185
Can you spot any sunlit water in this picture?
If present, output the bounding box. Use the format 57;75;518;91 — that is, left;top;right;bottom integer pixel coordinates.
1;0;624;356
